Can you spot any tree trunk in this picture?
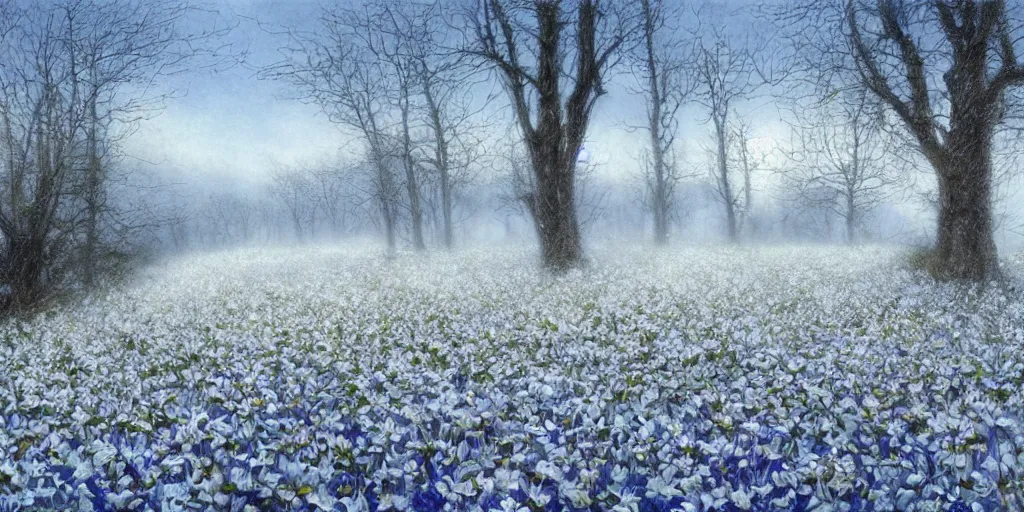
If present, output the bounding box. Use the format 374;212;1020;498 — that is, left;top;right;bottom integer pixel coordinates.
292;214;303;242
404;159;424;250
369;140;398;254
742;165;752;237
399;83;425;251
649;122;669;245
845;191;856;244
534;164;582;270
382;200;396;254
650;132;669;244
715;119;737;243
528;3;583;270
440;173;452;248
653;189;668;244
933;151;998;280
5;235;44;311
83;94;100;287
642;0;669;246
421;72;454;249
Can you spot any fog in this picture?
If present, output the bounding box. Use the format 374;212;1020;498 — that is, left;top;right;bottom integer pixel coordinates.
107;0;1023;259
4;1;1024;510
0;0;1021;295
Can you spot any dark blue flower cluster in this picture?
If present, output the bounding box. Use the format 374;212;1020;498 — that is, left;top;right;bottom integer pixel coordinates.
2;391;1017;512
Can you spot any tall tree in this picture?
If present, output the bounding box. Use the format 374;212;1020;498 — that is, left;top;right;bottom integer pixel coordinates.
270;166;316;241
306;161;355;238
779;90;896;243
69;0;228;284
692;25;764;243
632;0;691;245
0;0;232;311
363;3;428;251
844;0;1024;279
730;118;766;237
467;0;634;269
264;6;403;252
408;2;483;249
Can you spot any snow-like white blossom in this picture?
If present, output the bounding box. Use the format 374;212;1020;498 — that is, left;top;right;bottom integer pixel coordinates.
0;244;1021;511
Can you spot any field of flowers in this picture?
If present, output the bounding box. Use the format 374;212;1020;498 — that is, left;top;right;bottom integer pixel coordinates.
1;244;1023;511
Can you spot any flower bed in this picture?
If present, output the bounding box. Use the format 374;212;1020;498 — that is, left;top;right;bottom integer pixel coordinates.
1;245;1022;511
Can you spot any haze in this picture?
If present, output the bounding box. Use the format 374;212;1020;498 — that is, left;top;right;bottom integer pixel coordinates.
1;1;1023;511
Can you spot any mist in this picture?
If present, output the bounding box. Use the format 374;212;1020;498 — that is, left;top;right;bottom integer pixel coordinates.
114;0;1024;258
2;1;1024;511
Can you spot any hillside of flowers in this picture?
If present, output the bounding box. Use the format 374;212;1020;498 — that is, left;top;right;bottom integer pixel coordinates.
1;244;1022;511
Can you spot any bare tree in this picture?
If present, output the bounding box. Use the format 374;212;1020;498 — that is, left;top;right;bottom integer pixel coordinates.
269;166;315;242
403;2;486;249
263;8;404;252
730;117;768;236
779;89;896;243
204;192;258;245
351;149;404;250
0;13;75;308
0;0;235;311
358;3;428;251
778;183;844;240
843;0;1024;280
691;23;766;243
632;0;693;245
306;161;354;238
71;0;234;285
466;0;635;269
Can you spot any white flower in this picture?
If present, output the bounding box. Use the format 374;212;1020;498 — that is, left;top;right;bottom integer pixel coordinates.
339;494;369;512
535;460;562;481
729;489;752;511
612;491;641;512
91;442;117;467
491;497;529;512
525;484;550;507
645;475;682;498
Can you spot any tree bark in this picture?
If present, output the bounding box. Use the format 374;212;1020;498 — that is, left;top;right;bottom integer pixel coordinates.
421;71;454;248
83;92;101;287
715;118;737;243
534;161;582;270
399;82;425;251
933;151;998;280
5;235;44;310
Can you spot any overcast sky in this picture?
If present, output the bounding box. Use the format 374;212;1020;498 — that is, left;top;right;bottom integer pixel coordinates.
124;0;336;190
115;0;1024;250
124;0;784;190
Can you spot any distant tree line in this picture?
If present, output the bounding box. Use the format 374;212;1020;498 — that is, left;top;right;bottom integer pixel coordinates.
255;0;1024;282
1;0;1022;313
